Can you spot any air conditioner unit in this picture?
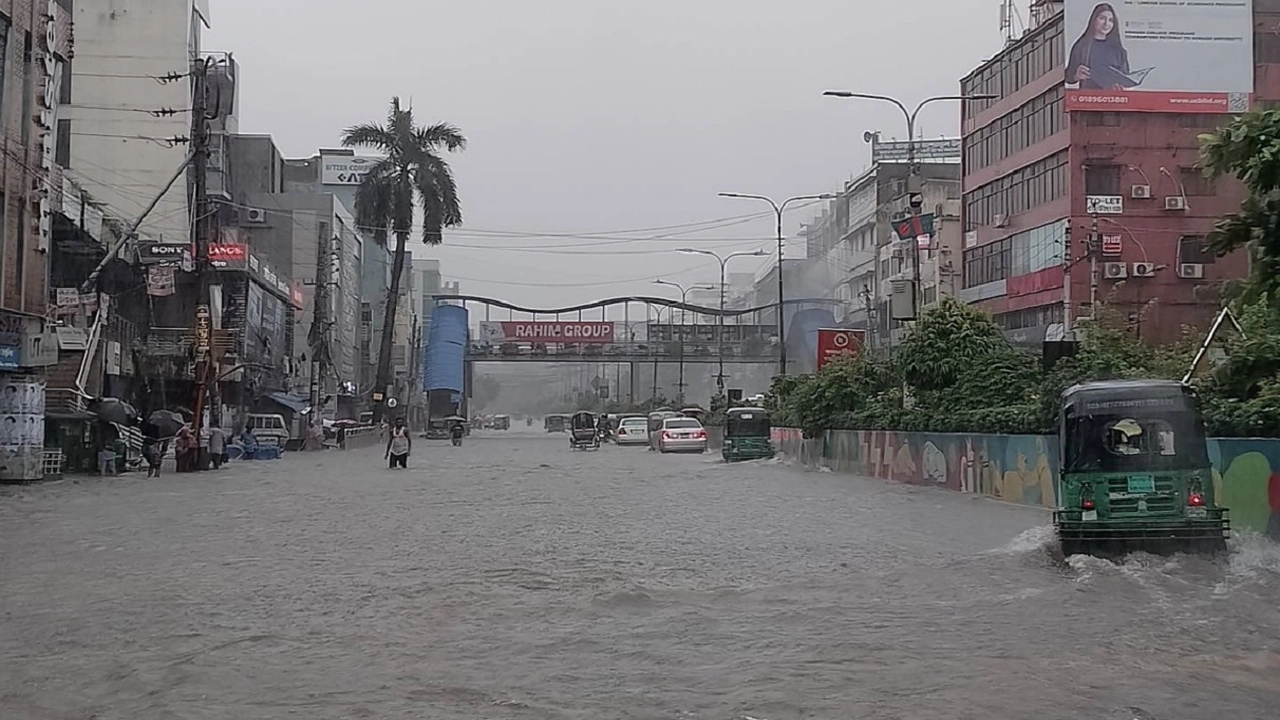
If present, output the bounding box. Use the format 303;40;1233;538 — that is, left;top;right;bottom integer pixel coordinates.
1131;184;1151;199
1164;196;1187;211
992;213;1008;228
1132;262;1158;277
244;207;267;224
1103;261;1128;279
1178;263;1205;279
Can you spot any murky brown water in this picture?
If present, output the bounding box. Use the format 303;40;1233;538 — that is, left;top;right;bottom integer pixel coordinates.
2;429;1278;719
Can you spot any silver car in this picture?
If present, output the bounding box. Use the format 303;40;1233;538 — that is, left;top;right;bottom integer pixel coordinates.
657;417;708;454
615;417;650;446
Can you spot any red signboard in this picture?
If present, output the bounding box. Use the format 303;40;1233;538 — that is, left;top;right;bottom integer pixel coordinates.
479;321;615;344
209;243;248;270
1100;234;1123;257
289;280;305;310
816;328;865;370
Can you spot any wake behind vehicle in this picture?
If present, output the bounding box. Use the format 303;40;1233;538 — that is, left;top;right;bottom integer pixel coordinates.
569;411;600;451
722;407;774;462
657;416;708;454
1054;379;1229;558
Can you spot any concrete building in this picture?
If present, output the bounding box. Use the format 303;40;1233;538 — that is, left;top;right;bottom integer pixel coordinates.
66;0;212;245
800;158;960;346
227;137;363;397
957;0;1266;345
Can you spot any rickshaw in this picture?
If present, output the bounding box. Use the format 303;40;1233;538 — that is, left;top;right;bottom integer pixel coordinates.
569;411;600;450
722;407;775;462
646;410;682;451
1054;379;1229;558
493;414;511;431
544;414;569;433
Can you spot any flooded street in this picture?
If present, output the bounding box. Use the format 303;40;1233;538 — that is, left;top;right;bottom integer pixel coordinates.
2;428;1278;719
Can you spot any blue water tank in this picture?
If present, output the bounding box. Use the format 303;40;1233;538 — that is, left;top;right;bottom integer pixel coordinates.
424;305;468;392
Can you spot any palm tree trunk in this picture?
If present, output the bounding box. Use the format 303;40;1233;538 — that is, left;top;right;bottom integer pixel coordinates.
372;230;409;422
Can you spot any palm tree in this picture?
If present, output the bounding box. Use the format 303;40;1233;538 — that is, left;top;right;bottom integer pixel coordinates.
342;97;466;420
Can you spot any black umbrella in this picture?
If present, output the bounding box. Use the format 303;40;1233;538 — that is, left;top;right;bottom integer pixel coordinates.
90;398;139;426
147;410;187;438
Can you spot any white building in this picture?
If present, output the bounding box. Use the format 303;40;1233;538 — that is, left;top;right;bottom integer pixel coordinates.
66;0;213;244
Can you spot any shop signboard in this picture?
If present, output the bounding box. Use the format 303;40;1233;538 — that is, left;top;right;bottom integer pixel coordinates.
816;328;865;370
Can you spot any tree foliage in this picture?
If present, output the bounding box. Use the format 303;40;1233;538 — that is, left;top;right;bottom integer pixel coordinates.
767;295;1280;438
1199;109;1280;303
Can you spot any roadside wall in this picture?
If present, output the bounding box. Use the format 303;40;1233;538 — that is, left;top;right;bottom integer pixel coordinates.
767;428;1280;539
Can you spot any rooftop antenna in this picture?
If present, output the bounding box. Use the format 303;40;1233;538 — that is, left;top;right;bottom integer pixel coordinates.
1000;0;1027;44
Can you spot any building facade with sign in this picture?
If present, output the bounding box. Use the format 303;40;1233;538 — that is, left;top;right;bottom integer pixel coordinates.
957;0;1264;345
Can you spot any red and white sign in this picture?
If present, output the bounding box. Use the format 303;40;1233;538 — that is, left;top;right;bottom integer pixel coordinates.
209;243;248;270
478;321;615;344
1100;234;1123;256
816;328;865;371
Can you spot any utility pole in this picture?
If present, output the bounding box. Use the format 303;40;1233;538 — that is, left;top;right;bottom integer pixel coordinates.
190;57;215;442
1062;222;1074;338
308;221;331;433
1088;206;1100;320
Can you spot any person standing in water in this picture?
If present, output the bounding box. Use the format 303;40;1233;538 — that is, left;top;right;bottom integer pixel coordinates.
385;417;412;469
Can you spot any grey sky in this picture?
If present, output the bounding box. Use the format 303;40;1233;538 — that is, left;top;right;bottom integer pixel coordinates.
207;0;1003;307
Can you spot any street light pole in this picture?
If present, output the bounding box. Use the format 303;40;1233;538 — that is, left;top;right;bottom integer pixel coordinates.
654;279;713;403
678;248;767;396
717;193;835;376
822;91;996;318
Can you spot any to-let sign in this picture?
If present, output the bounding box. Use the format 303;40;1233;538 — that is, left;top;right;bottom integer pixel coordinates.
816;328;865;370
479;321;615;344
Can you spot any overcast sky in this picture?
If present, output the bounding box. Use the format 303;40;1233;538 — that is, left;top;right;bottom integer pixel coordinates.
207;0;1005;308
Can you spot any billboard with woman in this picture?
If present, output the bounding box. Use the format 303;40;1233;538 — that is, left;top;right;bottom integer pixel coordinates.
1063;0;1253;113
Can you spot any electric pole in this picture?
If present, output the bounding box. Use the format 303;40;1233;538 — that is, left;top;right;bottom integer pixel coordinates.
308;221;332;433
190;57;215;442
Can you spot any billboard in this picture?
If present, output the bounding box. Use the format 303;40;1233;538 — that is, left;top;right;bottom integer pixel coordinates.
320;154;381;185
477;321;615;344
1063;0;1253;113
816;328;865;371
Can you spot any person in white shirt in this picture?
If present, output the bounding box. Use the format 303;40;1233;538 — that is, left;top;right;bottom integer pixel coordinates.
385;417;411;469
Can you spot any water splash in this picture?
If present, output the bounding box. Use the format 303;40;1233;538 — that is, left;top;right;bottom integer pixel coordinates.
987;525;1057;556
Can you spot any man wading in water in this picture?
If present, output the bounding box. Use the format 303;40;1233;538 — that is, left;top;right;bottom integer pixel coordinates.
385;417;412;469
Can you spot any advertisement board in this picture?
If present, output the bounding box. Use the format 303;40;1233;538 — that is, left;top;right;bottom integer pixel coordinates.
1063;0;1253;113
477;321;615;344
816;328;865;370
209;242;248;270
321;154;381;185
0;377;46;481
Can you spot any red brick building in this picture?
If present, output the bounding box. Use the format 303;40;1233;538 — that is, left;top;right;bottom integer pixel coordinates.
958;0;1273;345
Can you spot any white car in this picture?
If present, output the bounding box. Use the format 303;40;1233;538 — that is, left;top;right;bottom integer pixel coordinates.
657;417;708;454
614;417;649;446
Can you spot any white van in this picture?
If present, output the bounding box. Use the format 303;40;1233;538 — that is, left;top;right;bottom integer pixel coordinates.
246;413;290;448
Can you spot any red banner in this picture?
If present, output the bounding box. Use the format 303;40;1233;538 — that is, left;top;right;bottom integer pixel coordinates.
479;321;615;344
816;328;865;370
1066;90;1247;114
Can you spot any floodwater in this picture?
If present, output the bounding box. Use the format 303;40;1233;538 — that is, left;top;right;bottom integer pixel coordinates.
2;428;1278;720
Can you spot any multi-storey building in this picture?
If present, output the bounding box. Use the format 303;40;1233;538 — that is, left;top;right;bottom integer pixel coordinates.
959;0;1265;345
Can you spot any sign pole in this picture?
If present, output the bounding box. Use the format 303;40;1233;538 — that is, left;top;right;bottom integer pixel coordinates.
191;58;215;443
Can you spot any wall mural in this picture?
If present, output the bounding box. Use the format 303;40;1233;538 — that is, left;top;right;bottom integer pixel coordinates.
771;428;1280;539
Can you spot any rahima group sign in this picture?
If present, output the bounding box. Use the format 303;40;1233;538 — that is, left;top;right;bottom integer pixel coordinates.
1063;0;1253;113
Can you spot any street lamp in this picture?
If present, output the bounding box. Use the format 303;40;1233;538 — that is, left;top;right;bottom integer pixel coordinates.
653;279;714;402
822;91;997;316
718;192;836;376
678;248;767;395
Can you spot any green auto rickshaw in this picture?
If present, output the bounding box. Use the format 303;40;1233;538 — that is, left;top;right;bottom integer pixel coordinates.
722;407;775;462
1054;379;1229;558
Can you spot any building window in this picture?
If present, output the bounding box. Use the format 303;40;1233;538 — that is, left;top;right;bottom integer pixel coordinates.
21;31;31;144
1085;164;1122;195
1179;166;1215;196
56;119;70;167
962;85;1063;174
963;151;1069;230
1178;235;1216;264
0;16;9;123
1257;31;1280;64
58;54;71;104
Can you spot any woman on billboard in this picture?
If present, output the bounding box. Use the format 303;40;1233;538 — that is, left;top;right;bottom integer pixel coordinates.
1066;3;1142;91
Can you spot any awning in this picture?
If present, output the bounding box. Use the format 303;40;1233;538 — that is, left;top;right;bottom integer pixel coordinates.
265;391;311;414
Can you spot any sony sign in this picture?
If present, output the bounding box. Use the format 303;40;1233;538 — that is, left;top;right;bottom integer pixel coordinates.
37;0;65;253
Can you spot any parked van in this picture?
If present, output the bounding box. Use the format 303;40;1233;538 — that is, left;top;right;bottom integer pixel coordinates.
246;413;290;448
